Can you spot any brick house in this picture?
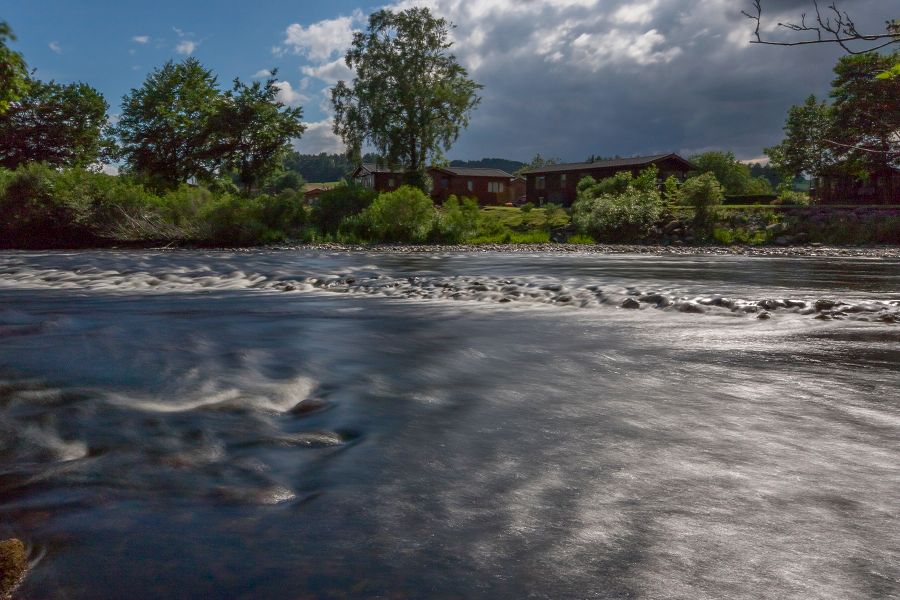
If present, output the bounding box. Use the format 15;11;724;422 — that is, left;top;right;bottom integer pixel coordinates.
521;154;696;206
428;166;520;205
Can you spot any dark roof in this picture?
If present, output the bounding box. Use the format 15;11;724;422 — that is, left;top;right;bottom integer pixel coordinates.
430;166;515;179
520;153;695;175
355;163;404;175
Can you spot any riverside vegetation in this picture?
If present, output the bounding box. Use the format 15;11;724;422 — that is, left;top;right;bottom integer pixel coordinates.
3;162;898;248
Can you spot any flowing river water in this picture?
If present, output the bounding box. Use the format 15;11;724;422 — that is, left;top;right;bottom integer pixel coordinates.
0;250;898;599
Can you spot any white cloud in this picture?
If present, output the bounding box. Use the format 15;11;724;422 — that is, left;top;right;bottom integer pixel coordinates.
175;40;197;55
612;0;657;25
301;57;354;84
132;35;150;44
292;119;345;154
253;69;273;78
273;81;308;106
282;11;363;61
49;41;62;54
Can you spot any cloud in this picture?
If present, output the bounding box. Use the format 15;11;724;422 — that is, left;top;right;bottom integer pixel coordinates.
301;58;354;84
49;41;62;54
281;11;363;61
132;35;150;44
273;81;308;106
253;69;273;78
292;119;345;154
175;40;197;55
173;26;199;55
280;0;895;160
368;0;896;161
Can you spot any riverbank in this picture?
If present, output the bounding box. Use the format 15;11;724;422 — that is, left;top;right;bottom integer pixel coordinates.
203;242;900;259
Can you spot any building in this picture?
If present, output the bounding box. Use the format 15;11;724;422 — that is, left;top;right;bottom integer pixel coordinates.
303;186;331;203
428;166;521;205
350;163;406;193
521;154;696;206
812;166;900;204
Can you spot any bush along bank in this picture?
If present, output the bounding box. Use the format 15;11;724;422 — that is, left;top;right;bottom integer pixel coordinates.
1;164;898;249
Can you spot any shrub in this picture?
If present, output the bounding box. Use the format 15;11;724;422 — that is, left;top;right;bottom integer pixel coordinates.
772;185;809;206
568;233;596;245
663;175;683;206
355;185;436;243
436;195;481;243
682;172;724;232
311;184;376;234
572;166;664;241
521;202;534;213
542;202;567;228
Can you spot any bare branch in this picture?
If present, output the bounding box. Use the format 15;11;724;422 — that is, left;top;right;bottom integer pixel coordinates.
743;1;899;54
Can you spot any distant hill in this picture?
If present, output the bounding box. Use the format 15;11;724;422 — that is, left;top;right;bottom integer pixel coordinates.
449;158;526;174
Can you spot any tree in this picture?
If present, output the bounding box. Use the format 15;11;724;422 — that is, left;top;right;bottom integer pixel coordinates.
0;78;113;169
212;72;306;193
117;58;221;188
0;21;28;114
515;154;559;176
766;54;900;175
331;8;482;190
829;52;899;169
688;151;773;195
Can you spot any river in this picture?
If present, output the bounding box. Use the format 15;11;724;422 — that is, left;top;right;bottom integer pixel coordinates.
1;250;898;599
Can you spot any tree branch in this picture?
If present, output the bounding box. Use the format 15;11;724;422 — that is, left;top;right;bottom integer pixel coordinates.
742;0;899;54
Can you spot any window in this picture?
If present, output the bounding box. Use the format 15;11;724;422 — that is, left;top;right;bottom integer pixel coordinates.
467;180;474;192
536;176;546;190
560;174;567;186
388;177;396;187
488;181;505;193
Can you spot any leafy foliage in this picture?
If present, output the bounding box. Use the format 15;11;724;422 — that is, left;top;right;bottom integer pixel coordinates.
0;78;112;169
354;186;436;242
681;172;725;231
117;59;223;188
332;8;482;187
211;72;305;192
688;151;773;195
435;195;481;242
311;184;376;235
572;167;664;241
0;21;28;114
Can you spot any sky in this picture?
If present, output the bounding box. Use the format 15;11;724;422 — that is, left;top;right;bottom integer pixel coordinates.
4;0;896;163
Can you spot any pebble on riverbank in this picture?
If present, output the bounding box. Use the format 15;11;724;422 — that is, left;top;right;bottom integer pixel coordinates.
233;242;900;259
0;538;27;600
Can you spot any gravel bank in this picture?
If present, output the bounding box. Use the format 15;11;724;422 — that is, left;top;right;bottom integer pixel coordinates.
249;243;900;259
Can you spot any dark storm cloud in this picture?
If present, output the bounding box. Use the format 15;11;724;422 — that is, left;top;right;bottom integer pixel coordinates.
422;0;897;161
292;0;896;161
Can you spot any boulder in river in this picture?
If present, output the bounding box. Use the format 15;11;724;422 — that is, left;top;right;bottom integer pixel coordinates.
620;298;641;309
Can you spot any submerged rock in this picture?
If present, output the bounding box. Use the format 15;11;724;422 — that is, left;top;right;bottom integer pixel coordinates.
620;298;641;309
0;538;27;600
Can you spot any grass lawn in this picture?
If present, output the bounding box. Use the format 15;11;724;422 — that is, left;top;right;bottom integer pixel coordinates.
480;206;570;231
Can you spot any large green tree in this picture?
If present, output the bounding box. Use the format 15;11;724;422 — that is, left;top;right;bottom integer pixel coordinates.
766;52;899;176
829;52;899;169
212;73;306;193
116;58;221;188
331;8;482;189
0;78;112;169
0;21;28;114
688;151;773;195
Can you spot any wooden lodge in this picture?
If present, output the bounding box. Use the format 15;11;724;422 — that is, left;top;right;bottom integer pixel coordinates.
521;154;695;206
352;163;524;205
428;166;522;205
812;167;900;205
351;163;406;193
